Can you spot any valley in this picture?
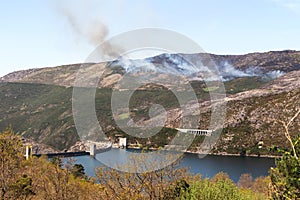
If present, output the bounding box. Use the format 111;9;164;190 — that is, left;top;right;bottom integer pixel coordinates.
1;50;300;156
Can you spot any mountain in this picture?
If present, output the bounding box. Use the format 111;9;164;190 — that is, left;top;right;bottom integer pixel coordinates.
2;50;300;86
0;50;300;155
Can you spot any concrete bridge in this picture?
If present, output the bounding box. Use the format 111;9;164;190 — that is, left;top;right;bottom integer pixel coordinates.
176;129;213;136
25;141;112;159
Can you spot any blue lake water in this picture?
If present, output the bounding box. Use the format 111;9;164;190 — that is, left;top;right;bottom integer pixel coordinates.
70;148;275;183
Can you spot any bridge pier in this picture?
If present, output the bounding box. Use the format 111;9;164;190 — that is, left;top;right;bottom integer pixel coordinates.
90;143;96;158
25;145;32;160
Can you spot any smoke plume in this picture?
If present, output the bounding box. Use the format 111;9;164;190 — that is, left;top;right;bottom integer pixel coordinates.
56;1;121;60
114;54;285;82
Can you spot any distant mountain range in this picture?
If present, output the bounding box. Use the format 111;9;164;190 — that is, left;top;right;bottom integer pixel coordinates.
1;50;300;155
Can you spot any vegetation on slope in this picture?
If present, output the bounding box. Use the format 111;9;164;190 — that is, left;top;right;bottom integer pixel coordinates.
214;89;300;156
0;77;297;154
0;82;77;150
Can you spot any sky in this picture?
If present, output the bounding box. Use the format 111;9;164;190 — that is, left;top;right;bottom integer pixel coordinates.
0;0;300;76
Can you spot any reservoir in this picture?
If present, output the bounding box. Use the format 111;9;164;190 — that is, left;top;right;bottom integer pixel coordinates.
71;148;275;183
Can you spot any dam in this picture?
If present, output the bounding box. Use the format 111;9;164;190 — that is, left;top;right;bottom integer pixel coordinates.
176;129;213;136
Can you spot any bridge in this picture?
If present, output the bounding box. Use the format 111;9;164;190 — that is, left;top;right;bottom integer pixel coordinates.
176;129;213;136
25;141;112;159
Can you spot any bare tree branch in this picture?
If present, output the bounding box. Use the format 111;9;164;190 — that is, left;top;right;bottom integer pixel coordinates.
278;109;300;159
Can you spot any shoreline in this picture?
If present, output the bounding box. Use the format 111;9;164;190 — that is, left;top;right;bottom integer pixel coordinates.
197;151;279;158
121;145;280;159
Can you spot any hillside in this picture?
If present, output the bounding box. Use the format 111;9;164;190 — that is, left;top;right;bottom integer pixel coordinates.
0;50;300;155
1;50;300;87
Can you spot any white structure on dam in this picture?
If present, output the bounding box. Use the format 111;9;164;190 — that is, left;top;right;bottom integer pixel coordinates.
25;145;32;160
85;141;112;157
119;137;127;148
176;129;213;136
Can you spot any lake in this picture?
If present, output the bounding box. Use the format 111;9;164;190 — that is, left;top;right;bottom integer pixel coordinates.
70;148;275;183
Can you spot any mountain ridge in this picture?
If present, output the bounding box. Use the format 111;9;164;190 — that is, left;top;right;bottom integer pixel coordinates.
2;50;300;87
1;50;300;155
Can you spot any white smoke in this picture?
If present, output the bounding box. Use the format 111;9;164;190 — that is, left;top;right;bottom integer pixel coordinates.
218;62;250;81
218;62;285;81
119;57;158;73
265;70;285;79
114;55;285;82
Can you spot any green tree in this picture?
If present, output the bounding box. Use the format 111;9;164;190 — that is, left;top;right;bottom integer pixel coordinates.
182;177;264;200
71;164;86;179
270;135;300;199
172;179;190;198
270;109;300;199
10;174;35;199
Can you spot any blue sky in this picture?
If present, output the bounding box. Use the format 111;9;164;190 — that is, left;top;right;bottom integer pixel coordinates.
0;0;300;76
